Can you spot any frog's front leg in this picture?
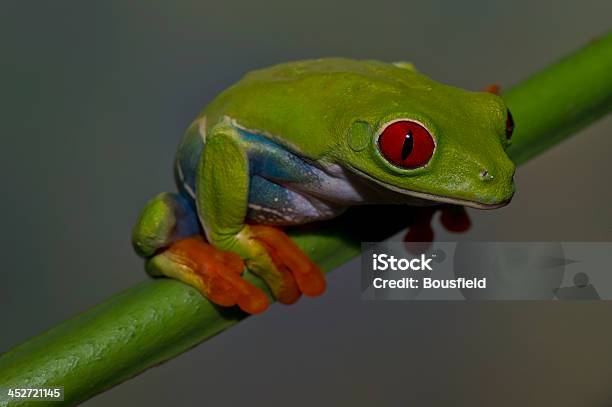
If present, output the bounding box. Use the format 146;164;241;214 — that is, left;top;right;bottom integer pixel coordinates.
132;192;200;258
132;191;269;314
197;120;326;308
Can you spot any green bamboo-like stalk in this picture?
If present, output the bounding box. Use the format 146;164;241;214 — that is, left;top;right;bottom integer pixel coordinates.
504;35;612;163
1;32;612;407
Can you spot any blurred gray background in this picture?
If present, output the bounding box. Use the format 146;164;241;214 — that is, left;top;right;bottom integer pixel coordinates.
1;1;611;406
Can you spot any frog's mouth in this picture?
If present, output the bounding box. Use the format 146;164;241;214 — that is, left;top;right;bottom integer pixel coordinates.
345;165;513;210
387;185;513;209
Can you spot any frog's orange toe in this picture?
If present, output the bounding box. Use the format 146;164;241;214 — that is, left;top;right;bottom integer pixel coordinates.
166;237;270;314
249;225;326;298
270;266;301;305
206;268;270;314
440;205;472;233
483;83;501;94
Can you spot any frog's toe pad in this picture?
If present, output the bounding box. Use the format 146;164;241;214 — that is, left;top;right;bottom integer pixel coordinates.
160;237;269;314
249;225;326;299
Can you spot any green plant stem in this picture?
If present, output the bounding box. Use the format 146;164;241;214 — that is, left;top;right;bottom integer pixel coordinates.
504;34;612;164
1;32;612;407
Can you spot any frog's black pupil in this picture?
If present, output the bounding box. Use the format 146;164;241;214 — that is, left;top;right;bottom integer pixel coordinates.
506;109;515;139
401;131;414;160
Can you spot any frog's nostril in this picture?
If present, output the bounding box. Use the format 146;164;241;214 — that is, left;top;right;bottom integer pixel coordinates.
480;169;494;181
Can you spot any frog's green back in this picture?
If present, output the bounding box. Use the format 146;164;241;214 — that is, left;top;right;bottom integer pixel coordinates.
201;58;439;157
194;58;514;209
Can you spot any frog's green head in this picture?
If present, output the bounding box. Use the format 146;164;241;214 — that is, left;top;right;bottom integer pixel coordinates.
339;74;516;209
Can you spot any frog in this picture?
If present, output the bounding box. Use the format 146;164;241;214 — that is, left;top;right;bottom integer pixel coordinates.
132;58;516;314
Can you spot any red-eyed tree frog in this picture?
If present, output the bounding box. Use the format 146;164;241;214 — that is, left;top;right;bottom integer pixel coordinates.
132;58;516;314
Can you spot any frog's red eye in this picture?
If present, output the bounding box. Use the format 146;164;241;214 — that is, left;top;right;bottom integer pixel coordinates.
377;120;435;169
505;109;514;140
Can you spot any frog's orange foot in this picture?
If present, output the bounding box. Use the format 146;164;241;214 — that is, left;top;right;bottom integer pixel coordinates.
403;205;472;253
247;225;326;302
162;236;270;314
439;205;471;232
403;207;436;254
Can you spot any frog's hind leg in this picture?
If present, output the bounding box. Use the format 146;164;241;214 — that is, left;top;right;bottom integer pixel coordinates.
132;192;269;314
197;121;326;310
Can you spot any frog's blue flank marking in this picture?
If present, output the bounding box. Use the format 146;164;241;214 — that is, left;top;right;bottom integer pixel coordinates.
175;118;369;225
